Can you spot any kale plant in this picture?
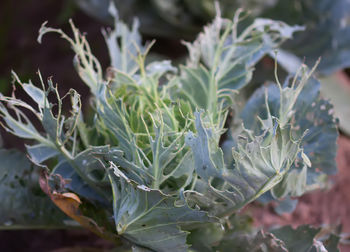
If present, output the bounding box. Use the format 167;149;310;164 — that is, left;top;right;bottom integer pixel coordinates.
0;4;339;251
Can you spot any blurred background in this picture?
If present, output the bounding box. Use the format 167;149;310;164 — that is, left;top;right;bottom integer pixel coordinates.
0;0;350;251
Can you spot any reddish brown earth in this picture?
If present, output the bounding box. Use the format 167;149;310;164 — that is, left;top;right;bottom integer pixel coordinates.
245;136;350;251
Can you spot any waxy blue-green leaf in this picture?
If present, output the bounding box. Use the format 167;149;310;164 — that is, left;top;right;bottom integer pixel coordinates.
26;144;59;164
0;73;49;143
0;149;68;229
145;60;177;79
0;73;83;155
148;124;189;189
241;74;338;199
53;146;116;204
0;101;43;140
271;225;323;252
186;223;226;252
182;14;302;71
185;112;302;217
38;21;103;95
77;0;350;76
215;229;288;252
274;197;298;215
176;65;212;112
173;13;302;126
215;224;339;252
99;107;194;191
97;91;136;160
264;0;350;75
0;73;115;208
96;67;194;191
102;2;145;75
108;165;216;252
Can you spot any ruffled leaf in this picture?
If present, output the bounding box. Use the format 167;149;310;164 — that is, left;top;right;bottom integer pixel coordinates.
241;68;338;200
173;12;302;124
108;165;216;251
185;111;302;217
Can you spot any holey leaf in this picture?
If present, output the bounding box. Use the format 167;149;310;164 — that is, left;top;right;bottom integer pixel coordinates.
148;122;191;190
183;11;303;70
96;82;194;191
102;2;145;75
52;146;118;204
38;20;103;96
0;72;83;160
0;149;68;229
0;73;118;207
185;111;302;217
108;164;216;252
241;65;338;200
172;11;302;125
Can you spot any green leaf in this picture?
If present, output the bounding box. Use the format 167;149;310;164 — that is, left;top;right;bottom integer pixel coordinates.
102;114;194;192
96;79;194;191
271;225;322;252
0;149;68;229
38;21;103;95
0;4;342;250
26;144;59;164
274;197;298;215
173;12;302;124
76;0;350;75
0;98;45;142
185;111;302;217
215;224;339;252
0;73;84;154
0;73;118;208
272;165;308;199
175;65;212;114
183;13;302;70
186;223;225;252
148;123;188;189
20;83;48;110
108;165;216;251
145;60;177;79
215;222;338;252
264;0;350;75
216;230;288;252
324;234;341;252
96;92;137;161
187;214;254;252
241;72;338;199
53;146;116;204
102;2;145;75
76;0;200;39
